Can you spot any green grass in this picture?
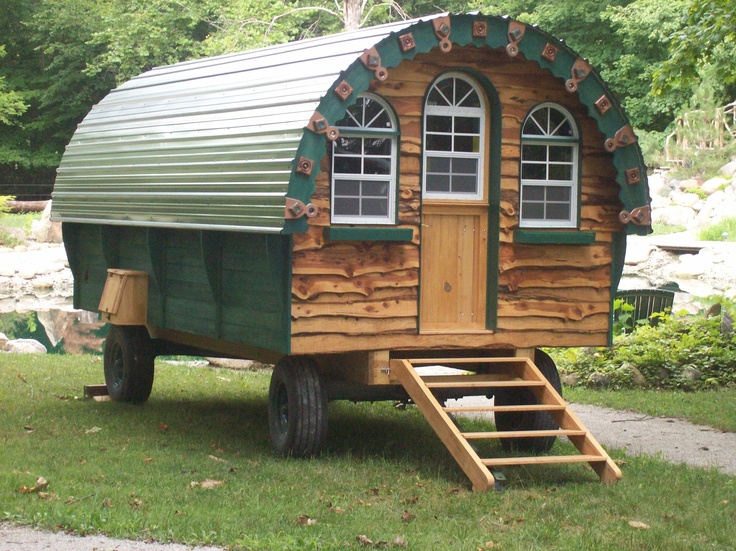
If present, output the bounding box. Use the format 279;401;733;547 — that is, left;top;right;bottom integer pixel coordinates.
698;217;736;242
565;386;736;432
0;212;41;247
1;355;735;550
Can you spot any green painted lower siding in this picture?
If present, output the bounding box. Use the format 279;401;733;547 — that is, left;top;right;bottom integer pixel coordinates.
63;223;292;356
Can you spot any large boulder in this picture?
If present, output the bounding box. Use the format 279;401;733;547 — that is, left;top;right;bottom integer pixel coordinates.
720;159;736;177
652;204;696;227
701;176;729;195
3;339;47;354
31;202;63;244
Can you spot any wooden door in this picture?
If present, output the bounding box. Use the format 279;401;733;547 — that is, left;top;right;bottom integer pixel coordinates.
420;202;488;332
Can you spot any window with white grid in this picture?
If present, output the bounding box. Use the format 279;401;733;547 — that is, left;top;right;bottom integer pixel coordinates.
331;94;398;224
423;74;485;200
520;103;579;228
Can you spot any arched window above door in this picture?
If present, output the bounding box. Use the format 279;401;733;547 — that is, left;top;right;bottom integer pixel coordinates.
423;74;485;200
519;103;580;228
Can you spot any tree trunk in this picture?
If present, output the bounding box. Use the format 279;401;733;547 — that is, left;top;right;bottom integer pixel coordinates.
343;0;362;31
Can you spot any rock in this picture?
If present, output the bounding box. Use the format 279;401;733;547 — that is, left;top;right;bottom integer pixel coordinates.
13;245;28;253
562;373;581;386
678;178;701;191
701;176;729;195
652;205;696;227
0;264;16;277
206;357;257;370
647;172;671;197
4;339;47;354
588;372;612;388
681;365;702;382
620;362;647;387
624;240;656;265
31;202;63;244
671;190;701;208
0;332;8;349
720;159;736;177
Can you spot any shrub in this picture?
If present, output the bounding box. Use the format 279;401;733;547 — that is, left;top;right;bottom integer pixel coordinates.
552;311;736;390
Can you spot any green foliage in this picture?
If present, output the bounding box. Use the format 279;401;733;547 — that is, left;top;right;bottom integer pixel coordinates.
698;217;736;242
0;45;27;126
654;0;736;109
554;311;736;390
636;129;667;168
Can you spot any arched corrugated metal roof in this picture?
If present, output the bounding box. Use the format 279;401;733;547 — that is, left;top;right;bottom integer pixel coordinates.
52;13;650;236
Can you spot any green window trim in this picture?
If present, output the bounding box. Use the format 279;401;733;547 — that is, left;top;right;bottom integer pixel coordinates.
513;230;596;245
325;227;414;242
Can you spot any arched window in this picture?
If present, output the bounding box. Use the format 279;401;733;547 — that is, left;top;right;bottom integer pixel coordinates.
423;73;485;200
519;103;579;228
331;94;398;224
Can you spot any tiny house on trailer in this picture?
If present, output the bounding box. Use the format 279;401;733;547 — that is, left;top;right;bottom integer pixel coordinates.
52;13;651;490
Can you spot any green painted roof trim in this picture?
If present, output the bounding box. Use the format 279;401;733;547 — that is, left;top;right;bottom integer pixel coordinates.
284;13;650;236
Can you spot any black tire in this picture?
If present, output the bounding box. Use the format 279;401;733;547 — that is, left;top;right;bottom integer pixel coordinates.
268;356;327;458
494;349;562;453
103;325;155;404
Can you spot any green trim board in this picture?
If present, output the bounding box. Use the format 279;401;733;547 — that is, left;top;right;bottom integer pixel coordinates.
513;231;597;245
325;227;414;242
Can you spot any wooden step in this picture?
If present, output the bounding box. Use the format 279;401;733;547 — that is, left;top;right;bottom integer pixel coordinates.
425;379;546;390
388;357;623;489
482;455;607;467
443;404;567;414
462;429;587;439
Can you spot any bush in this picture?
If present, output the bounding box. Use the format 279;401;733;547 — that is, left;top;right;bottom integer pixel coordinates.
552;311;736;390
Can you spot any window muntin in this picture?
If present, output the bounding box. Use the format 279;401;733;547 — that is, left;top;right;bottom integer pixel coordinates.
331;95;397;224
423;74;485;200
520;104;579;228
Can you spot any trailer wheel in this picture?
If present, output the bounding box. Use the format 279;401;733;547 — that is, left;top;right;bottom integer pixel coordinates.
494;349;562;453
103;325;155;404
268;356;327;458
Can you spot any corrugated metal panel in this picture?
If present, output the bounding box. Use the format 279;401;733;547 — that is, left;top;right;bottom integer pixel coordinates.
52;17;426;233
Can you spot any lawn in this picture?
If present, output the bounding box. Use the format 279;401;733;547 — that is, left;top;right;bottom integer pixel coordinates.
1;354;734;550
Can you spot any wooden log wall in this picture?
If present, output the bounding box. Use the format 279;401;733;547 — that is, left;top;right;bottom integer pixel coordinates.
291;45;624;355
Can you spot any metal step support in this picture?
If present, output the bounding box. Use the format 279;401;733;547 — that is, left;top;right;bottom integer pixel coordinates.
389;356;622;491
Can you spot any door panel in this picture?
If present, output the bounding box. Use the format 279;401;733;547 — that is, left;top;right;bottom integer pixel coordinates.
420;203;488;332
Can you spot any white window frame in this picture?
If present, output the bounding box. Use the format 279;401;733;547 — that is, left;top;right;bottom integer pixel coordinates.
519;103;579;229
331;94;398;225
423;73;486;201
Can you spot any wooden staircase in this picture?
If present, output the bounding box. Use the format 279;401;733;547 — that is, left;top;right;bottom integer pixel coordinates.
389;356;622;491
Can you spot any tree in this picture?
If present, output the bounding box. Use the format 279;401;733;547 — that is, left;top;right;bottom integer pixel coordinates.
0;46;27;126
654;0;736;107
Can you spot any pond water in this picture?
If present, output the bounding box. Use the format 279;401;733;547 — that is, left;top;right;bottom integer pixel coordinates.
0;297;107;354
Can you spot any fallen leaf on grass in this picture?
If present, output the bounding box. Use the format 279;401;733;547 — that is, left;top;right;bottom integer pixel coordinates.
190;479;224;490
23;425;34;433
144;457;154;463
480;542;496;549
721;500;729;505
20;477;49;494
356;535;374;547
400;510;414;524
295;515;317;526
130;498;143;510
158;422;169;433
208;455;228;464
628;520;650;529
85;426;103;434
392;535;407;548
37;492;57;501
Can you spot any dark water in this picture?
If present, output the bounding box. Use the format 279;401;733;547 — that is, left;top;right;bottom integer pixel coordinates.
0;308;107;354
